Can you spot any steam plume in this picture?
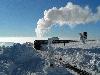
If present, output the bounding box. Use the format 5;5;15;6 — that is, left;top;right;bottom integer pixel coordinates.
35;2;100;37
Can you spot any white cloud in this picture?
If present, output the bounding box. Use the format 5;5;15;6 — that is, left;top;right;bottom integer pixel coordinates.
35;2;100;37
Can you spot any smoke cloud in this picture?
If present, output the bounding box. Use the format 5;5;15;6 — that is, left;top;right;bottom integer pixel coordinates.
35;2;100;37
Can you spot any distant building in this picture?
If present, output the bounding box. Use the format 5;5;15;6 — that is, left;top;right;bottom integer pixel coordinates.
48;37;59;40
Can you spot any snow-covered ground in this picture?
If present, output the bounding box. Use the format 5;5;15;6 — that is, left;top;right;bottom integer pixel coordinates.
38;40;100;75
0;40;100;75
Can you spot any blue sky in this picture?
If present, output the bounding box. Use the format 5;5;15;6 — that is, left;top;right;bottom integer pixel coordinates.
0;0;100;39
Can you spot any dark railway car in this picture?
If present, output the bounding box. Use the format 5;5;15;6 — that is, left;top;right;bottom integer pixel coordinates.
34;40;78;50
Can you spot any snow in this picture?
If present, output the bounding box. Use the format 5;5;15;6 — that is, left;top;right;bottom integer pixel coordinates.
39;40;100;75
0;40;100;75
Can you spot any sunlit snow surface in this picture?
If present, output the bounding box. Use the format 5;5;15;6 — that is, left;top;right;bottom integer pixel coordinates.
38;40;100;75
0;40;100;75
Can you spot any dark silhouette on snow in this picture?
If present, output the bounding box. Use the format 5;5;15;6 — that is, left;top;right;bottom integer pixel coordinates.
79;32;87;44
